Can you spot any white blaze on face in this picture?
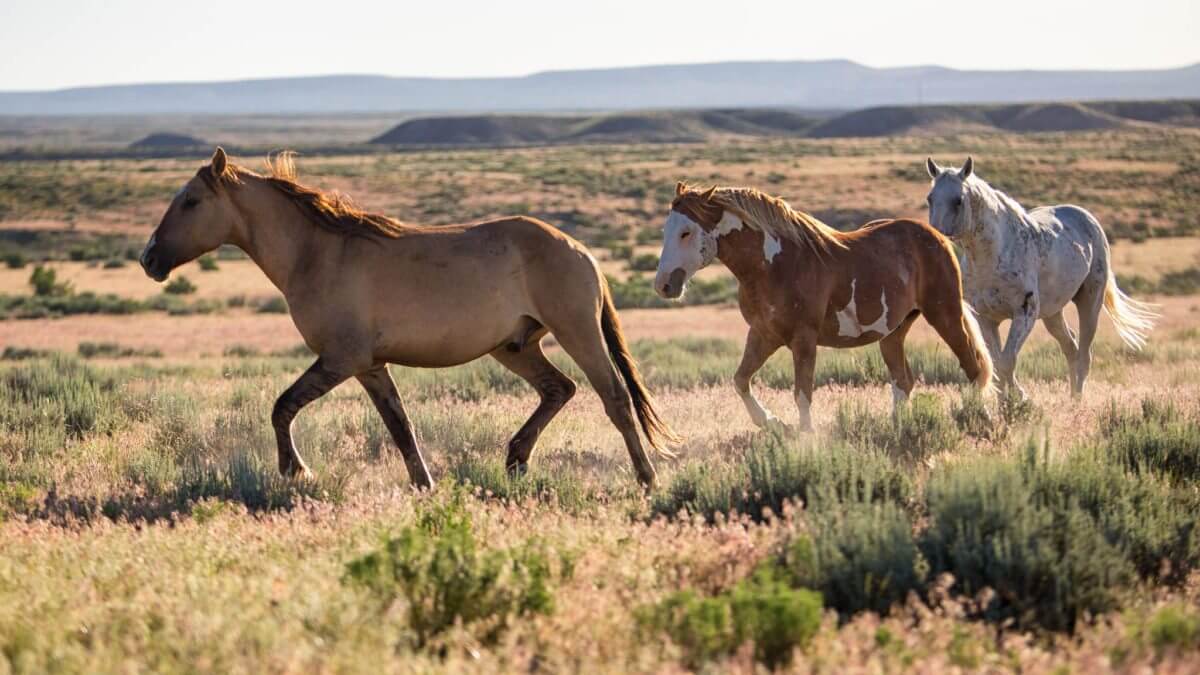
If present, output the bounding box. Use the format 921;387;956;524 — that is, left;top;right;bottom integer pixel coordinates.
835;279;892;338
762;231;782;263
654;210;706;296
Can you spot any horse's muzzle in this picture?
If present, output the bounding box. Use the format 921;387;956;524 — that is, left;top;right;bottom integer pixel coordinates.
657;268;688;299
140;244;170;282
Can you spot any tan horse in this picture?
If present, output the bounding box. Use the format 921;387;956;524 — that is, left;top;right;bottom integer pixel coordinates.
654;183;993;430
140;148;676;488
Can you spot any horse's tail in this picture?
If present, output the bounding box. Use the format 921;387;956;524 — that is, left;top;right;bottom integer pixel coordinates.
1103;271;1158;350
960;301;996;394
599;280;680;457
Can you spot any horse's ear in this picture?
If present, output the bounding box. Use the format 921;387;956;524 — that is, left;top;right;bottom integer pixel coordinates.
210;147;228;177
675;181;686;196
959;156;974;179
926;157;941;178
700;186;717;202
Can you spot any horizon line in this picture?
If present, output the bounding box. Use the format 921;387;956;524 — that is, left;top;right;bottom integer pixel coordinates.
4;57;1199;95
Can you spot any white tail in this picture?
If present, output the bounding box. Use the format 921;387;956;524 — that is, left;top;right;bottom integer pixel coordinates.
960;301;996;395
1103;272;1159;350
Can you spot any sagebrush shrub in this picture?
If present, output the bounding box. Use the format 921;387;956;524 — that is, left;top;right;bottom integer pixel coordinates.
1100;399;1200;484
651;432;911;522
640;565;822;669
833;394;962;461
0;355;121;448
344;494;570;648
920;451;1135;631
786;500;926;616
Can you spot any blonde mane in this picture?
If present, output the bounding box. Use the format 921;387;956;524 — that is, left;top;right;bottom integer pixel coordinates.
205;152;409;239
708;186;847;255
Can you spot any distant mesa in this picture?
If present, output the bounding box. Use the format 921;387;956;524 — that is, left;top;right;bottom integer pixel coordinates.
370;109;822;147
370;116;569;146
807;101;1151;138
988;102;1125;132
130;132;207;149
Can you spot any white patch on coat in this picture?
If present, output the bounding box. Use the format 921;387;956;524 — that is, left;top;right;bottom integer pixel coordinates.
716;211;743;236
835;279;892;338
891;383;908;407
762;231;782;263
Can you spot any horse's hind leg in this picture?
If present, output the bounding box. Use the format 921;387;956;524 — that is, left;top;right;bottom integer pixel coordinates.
356;366;433;488
1073;282;1106;395
879;313;920;416
1042;311;1080;395
551;323;656;487
489;340;577;475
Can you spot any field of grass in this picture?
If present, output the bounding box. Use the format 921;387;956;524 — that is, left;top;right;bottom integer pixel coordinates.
3;127;1200;672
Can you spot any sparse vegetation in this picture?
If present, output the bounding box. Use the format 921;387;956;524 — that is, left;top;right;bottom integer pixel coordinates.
2;129;1200;671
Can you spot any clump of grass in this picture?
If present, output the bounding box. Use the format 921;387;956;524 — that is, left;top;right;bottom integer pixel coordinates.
255;296;289;314
1100;399;1200;484
448;452;593;511
343;492;571;649
652;432;911;523
3;252;27;269
832;393;962;461
77;341;161;359
28;265;70;296
163;275;196;295
639;565;822;669
0;355;123;448
1;346;54;361
197;255;219;271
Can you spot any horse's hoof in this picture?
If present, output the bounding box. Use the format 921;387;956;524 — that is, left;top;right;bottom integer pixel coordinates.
280;460;313;481
507;462;529;478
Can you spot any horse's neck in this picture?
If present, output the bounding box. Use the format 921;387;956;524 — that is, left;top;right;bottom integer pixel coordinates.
715;226;787;283
225;178;331;295
962;182;1028;268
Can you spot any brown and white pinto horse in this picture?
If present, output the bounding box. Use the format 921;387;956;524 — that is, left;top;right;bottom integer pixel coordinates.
654;183;993;430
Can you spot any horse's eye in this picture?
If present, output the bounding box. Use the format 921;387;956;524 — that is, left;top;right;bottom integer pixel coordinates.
954;197;963;207
680;230;691;240
925;195;932;205
183;195;199;210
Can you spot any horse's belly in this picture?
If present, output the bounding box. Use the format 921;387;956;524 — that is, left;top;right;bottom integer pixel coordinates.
373;311;527;368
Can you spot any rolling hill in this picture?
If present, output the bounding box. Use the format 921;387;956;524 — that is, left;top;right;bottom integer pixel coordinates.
369;100;1200;147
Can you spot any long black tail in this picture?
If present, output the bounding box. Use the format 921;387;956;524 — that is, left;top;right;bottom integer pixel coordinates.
599;280;680;456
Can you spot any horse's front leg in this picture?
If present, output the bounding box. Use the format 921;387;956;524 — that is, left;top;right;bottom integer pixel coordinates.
272;358;350;478
1001;291;1040;398
357;366;433;489
734;327;783;428
789;330;819;432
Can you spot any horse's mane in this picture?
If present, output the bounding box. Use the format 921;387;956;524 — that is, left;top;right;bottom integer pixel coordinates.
963;175;1046;233
686;185;847;255
203;152;408;239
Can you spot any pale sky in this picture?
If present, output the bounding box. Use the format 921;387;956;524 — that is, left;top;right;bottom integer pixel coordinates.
1;0;1197;91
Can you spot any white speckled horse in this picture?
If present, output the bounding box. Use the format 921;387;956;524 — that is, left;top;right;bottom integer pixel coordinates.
925;157;1158;398
654;183;993;430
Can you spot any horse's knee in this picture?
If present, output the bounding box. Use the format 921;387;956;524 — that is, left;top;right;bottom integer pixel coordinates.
555;376;578;405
